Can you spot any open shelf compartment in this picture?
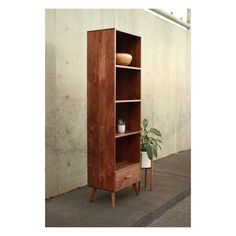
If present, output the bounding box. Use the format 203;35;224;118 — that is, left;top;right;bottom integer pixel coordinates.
116;67;140;101
116;30;141;68
116;102;140;133
116;134;140;170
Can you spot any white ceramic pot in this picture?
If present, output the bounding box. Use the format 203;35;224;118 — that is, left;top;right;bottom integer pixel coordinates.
118;125;125;133
141;151;151;168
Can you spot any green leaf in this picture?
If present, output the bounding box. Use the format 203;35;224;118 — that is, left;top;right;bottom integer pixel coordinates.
150;137;157;143
141;144;147;151
150;128;162;137
142;119;148;129
151;138;162;144
141;130;145;137
153;146;158;158
146;145;153;160
152;137;162;145
157;143;162;151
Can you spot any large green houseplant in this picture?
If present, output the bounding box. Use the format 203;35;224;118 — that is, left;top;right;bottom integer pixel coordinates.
141;119;162;168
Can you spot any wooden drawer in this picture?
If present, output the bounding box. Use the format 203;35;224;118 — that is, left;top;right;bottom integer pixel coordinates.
115;163;140;191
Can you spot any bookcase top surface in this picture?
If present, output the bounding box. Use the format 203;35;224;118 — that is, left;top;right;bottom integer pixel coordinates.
87;28;141;38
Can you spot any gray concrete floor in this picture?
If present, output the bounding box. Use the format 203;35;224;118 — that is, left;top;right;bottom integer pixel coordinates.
148;196;191;227
46;150;191;227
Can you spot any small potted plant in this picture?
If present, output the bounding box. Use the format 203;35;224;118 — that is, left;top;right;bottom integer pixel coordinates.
117;118;126;133
141;119;162;168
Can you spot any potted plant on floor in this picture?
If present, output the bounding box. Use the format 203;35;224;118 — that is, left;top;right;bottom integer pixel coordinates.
117;118;126;133
141;119;162;168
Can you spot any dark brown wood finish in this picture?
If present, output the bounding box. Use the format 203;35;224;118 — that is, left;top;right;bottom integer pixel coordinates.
142;161;154;191
132;183;139;196
88;29;141;208
150;160;154;191
115;163;140;191
116;68;141;101
116;134;140;166
87;29;115;191
115;130;140;138
116;31;141;67
116;102;141;132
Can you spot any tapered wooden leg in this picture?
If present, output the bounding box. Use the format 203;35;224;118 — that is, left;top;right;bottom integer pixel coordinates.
145;168;148;188
150;161;154;191
132;183;139;196
111;191;116;208
138;181;141;192
90;187;97;202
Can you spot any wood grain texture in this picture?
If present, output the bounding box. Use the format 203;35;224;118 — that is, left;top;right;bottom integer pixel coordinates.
115;130;140;138
116;102;141;132
116;160;133;170
88;29;141;207
116;68;141;100
87;29;115;191
116;134;140;164
116;30;141;67
115;163;140;191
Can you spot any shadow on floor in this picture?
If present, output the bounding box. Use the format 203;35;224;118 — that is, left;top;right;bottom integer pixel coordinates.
46;150;191;227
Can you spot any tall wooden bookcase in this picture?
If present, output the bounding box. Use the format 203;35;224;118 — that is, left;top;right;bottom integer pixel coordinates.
87;28;141;208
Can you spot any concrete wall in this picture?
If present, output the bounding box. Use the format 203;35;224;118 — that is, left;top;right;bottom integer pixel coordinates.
45;9;191;198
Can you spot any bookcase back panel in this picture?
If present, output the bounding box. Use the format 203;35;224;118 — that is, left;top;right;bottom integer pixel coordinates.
116;31;141;67
116;69;141;100
116;102;141;132
116;134;140;164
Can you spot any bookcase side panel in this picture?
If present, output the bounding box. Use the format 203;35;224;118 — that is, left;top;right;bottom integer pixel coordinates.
87;29;115;190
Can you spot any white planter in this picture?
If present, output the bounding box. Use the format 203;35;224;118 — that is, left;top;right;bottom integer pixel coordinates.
118;125;125;133
141;151;151;168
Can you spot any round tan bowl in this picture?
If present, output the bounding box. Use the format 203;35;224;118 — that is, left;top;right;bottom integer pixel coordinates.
116;53;132;66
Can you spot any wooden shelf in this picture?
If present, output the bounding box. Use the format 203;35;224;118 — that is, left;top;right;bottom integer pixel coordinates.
116;99;141;103
115;130;140;138
116;161;138;171
116;65;141;70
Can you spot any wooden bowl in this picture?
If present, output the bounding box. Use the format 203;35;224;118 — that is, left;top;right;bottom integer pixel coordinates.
116;53;132;66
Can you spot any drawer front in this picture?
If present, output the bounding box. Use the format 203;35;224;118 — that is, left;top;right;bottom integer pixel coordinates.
115;164;140;191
